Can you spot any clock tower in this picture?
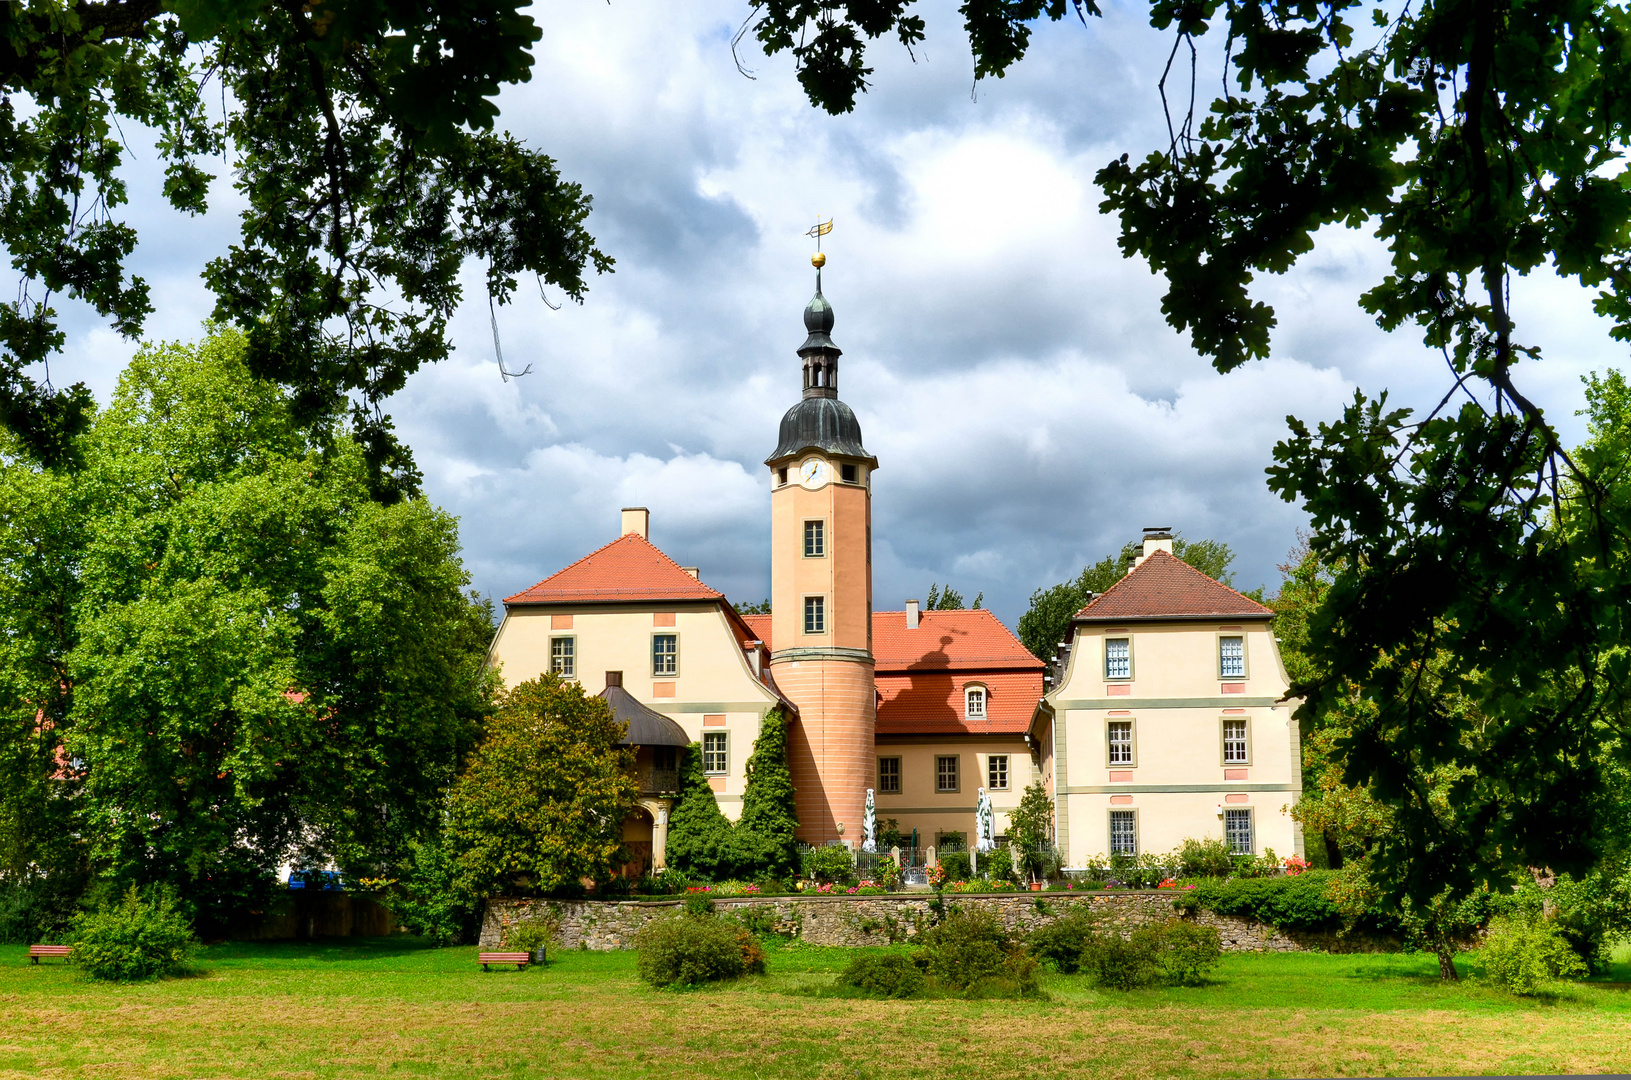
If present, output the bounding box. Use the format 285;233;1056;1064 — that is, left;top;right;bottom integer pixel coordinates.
766;262;877;846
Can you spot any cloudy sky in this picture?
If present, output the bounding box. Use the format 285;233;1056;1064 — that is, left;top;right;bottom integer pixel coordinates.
41;0;1627;629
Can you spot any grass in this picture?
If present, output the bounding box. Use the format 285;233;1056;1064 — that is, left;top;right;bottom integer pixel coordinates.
2;937;1631;1078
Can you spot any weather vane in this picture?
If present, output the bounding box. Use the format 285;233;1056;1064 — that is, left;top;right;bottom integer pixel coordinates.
806;217;833;268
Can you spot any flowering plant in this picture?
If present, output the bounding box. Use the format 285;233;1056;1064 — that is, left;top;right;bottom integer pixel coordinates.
926;863;948;888
1157;878;1178;889
684;885;712;894
1283;855;1311;877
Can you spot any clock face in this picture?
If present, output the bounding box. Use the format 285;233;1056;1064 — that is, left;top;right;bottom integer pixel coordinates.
799;459;829;488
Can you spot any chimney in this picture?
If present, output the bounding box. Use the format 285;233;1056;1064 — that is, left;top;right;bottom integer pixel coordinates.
905;599;920;629
1135;526;1173;568
744;643;763;677
681;567;700;580
620;507;650;539
605;671;623;688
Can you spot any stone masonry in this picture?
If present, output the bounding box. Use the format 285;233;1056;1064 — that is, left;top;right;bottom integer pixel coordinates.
480;890;1397;953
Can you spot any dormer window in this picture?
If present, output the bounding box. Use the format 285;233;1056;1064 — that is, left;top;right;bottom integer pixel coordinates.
965;685;987;720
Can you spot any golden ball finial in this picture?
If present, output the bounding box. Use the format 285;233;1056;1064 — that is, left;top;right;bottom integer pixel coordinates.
811;251;827;268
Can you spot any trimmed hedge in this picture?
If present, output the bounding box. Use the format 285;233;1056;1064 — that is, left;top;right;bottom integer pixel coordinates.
1170;871;1403;936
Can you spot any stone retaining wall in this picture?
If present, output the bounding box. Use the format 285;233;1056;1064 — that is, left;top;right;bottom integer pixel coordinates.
480;891;1397;953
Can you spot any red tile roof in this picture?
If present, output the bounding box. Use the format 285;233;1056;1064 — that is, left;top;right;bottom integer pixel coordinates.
504;533;723;605
1074;549;1271;622
876;670;1042;735
874;609;1042;672
740;613;772;644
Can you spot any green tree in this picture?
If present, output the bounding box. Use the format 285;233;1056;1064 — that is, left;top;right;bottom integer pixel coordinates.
0;327;494;921
1006;781;1054;882
924;584;983;610
446;675;637;898
1;1;609;488
664;741;736;881
734;711;800;879
1017;536;1238;661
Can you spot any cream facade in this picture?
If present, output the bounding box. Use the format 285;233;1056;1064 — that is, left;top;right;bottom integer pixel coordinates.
1034;535;1303;869
872;735;1036;848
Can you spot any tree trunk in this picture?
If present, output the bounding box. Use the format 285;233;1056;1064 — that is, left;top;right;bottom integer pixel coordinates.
1322;831;1344;870
1436;946;1459;981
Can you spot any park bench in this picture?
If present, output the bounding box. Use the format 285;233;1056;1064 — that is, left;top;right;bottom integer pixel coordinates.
28;945;71;965
478;951;530;971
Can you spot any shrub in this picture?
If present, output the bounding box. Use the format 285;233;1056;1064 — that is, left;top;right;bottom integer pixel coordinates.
643;868;692;895
1027;907;1103;974
683;892;714;917
1149;919;1223;985
1480;913;1588;995
635;913;761;988
838;952;925;998
1081;928;1160;989
1174;870;1402;935
503;912;559;954
803;845;855;885
69;886;196;981
937;851;971;882
917;908;1040;996
1174;837;1236;878
728;904;784;936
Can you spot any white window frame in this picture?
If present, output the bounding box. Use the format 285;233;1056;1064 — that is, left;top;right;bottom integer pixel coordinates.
965;685;987;720
987;754;1009;790
702;731;729;775
1218;634;1247;679
1221;717;1251;765
803;595;826;635
1225;807;1254;855
652;633;679;677
1109;809;1138;856
549;635;576;679
1104;636;1132;680
1106;719;1136;767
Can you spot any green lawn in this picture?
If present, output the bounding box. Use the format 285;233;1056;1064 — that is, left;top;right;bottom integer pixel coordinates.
2;937;1629;1078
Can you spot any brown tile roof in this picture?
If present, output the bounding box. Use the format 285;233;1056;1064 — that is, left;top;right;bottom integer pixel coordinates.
1074;549;1271;622
876;669;1042;735
873;609;1043;672
504;533;723;605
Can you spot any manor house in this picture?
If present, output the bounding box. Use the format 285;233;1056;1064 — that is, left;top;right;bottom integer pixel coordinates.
487;270;1304;873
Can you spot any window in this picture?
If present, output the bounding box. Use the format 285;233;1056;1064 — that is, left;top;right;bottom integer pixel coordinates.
987;754;1009;790
1107;720;1134;765
1219;635;1245;679
935;755;959;793
804;520;825;557
804;596;826;634
1225;808;1253;854
549;636;575;678
840;463;858;483
703;731;728;774
778;467;788;485
652;633;678;676
965;686;986;719
1222;718;1249;764
1105;637;1131;679
877;756;901;793
1109;810;1137;856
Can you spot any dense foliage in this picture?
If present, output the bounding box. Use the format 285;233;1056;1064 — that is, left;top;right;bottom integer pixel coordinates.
0;329;493;929
0;0;609;488
634;912;765;988
837;952;926;998
69;885;196;981
665;713;801;883
1172;871;1399;935
445;676;637;898
1017;536;1239;662
1006;781;1055;882
1479;912;1588;995
917;908;1041;997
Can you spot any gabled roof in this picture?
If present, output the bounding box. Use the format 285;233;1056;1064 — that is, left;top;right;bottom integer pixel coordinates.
1073;549;1271;622
873;609;1042;672
876;669;1042;736
504;533;723;605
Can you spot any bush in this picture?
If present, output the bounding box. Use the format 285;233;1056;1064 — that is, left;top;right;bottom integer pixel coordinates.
69;886;196;981
1149;919;1223;985
838;952;925;998
634;913;762;988
1027;907;1103;974
937;851;971;882
1480;913;1588;995
643;868;692;895
1080;927;1160;989
803;845;855;885
1174;837;1236;878
503;913;559;955
1174;870;1402;935
918;908;1040;996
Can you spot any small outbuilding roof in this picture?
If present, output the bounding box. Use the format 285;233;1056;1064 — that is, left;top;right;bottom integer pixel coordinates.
598;676;691;747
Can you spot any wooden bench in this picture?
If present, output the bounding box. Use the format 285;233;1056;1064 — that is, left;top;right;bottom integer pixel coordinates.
478;951;530;971
28;945;71;965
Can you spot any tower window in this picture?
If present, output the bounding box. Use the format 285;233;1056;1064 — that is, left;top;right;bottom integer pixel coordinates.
652;634;678;676
804;520;825;557
550;636;575;679
964;686;986;719
841;463;858;483
778;467;788;485
803;596;826;634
